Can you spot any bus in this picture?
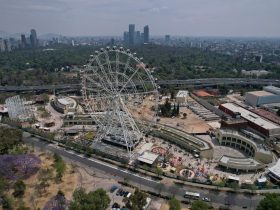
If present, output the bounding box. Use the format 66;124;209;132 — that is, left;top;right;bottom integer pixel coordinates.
184;192;200;200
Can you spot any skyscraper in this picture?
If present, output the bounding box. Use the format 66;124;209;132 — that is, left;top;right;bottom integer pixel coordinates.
143;25;149;43
3;39;11;52
135;31;141;44
123;31;129;44
165;35;171;44
21;34;27;49
30;29;38;48
128;24;135;45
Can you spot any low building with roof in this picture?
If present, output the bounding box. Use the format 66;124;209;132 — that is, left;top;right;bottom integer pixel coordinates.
219;156;265;172
137;151;159;166
219;103;280;137
245;86;280;107
51;96;77;114
176;90;189;104
216;129;273;171
268;159;280;183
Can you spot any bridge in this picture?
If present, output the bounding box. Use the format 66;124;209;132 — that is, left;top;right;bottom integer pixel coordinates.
0;78;279;92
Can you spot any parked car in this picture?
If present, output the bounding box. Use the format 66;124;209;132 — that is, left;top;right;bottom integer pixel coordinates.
202;197;211;202
120;190;127;196
112;203;120;210
116;188;123;196
124;192;131;198
110;185;118;193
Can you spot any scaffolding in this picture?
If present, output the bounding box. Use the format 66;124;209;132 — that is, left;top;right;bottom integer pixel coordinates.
5;95;33;121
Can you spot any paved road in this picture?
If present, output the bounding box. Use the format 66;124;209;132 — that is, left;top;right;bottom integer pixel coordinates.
1;78;279;92
23;132;262;210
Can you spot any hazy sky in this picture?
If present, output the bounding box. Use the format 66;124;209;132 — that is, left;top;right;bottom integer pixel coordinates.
1;0;280;37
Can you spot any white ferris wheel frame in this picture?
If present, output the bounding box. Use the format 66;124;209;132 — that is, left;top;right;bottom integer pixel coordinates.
81;46;158;158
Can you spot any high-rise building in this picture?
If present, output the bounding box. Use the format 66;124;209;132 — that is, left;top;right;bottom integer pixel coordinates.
135;31;141;44
30;29;38;48
123;31;129;44
141;33;144;43
3;39;11;52
165;35;171;44
143;25;149;43
128;24;135;45
21;34;27;49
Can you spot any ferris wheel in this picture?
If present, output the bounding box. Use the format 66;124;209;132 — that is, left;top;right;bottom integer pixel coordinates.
81;46;158;157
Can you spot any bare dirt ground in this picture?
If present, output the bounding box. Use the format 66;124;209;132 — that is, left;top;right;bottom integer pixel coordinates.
14;147;124;209
19;150;79;209
159;203;189;210
32;97;64;132
131;96;211;134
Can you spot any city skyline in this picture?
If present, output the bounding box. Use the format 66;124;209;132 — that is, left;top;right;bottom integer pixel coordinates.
0;0;280;37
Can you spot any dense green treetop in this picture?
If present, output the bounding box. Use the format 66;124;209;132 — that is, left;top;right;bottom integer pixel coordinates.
257;193;280;210
0;126;22;154
125;188;148;210
69;188;110;210
1;45;280;86
169;197;181;210
190;200;210;210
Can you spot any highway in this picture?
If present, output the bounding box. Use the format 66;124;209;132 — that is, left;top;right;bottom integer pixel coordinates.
22;132;263;210
0;78;279;92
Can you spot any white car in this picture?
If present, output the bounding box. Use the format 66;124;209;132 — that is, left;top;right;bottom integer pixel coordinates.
202;197;211;202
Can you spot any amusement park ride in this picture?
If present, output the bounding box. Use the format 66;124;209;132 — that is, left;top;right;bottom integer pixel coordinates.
81;46;158;158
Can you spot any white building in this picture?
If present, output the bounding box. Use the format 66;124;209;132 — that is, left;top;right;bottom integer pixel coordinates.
245;86;280;107
137;151;159;166
268;159;280;183
176;90;189;104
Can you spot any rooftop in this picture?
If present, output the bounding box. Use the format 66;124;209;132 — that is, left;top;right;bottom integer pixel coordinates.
247;90;275;97
220;155;263;170
57;97;76;108
176;90;189;97
137;151;159;165
269;159;280;178
264;86;280;95
221;103;280;130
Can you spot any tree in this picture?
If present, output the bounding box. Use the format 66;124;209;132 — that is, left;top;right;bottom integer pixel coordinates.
13;180;26;198
0;176;8;195
1;195;14;210
170;89;175;100
169;197;181;210
69;188;110;210
126;188;147;210
160;98;172;117
257;193;280;210
53;153;66;181
183;113;187;119
190;200;209;210
155;167;163;177
41;93;49;103
219;85;229;95
176;103;180;116
277;108;280;117
0;127;22;154
171;103;176;116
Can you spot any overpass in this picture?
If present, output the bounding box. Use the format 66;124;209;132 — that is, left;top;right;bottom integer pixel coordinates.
0;78;279;92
